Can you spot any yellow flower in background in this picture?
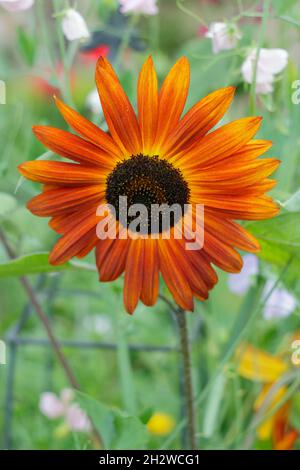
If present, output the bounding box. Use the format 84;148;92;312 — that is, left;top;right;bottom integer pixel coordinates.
237;344;298;450
147;412;175;436
54;423;70;439
237;344;288;382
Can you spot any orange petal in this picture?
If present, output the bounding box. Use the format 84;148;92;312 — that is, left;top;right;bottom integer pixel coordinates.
205;139;273;169
124;238;144;314
27;185;104;216
140;239;159;306
76;232;100;258
274;430;298;450
204;212;260;253
98;238;129;282
189;159;280;188
187;249;218;290
32;126;115;169
196;195;279;220
95;56;142;155
168;238;209;300
203;231;243;273
137;56;158;154
154;57;190;151
49;211;99;264
48;203;99;234
165;86;235;156
158;239;194;311
18;161;106;185
172;116;262;169
54;97;121;157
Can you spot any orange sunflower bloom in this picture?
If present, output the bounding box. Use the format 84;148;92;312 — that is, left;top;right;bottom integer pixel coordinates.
18;56;279;314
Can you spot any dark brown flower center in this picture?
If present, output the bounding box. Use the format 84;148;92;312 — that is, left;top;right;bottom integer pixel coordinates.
105;154;190;234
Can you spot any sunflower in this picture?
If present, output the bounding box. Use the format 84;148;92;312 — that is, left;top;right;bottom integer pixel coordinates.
18;56;279;314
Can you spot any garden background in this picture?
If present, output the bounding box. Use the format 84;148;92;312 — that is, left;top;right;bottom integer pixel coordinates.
0;0;300;451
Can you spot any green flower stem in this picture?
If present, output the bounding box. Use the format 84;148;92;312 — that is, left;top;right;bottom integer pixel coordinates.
114;14;140;72
174;308;197;450
176;0;207;27
249;0;272;115
53;0;76;107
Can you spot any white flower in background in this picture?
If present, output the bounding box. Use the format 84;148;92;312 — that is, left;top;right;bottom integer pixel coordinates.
119;0;158;15
228;254;259;295
263;280;297;320
86;88;103;115
62;8;90;42
0;0;34;11
93;314;111;334
82;313;112;335
39;388;91;432
205;22;241;54
241;48;289;94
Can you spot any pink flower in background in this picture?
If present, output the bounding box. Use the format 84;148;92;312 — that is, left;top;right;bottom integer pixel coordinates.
39;392;65;419
205;22;241;54
119;0;158;15
39;389;91;433
263;281;297;320
241;48;288;94
65;404;91;432
197;25;209;37
228;254;259;295
62;9;90;41
0;0;34;11
228;257;297;319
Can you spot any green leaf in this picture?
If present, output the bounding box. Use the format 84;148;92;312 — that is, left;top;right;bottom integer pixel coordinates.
0;252;96;278
247;213;300;248
17;26;36;66
273;0;298;15
76;392;148;450
76;392;115;448
247;214;300;286
113;412;148;450
202;373;226;438
283;190;300;212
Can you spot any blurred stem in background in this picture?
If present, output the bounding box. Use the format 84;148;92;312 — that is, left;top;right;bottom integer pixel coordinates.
176;0;207;28
52;0;77;107
115;302;137;415
0;229;104;449
249;0;271;115
114;13;140;71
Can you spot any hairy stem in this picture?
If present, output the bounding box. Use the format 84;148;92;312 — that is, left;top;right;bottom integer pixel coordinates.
174;308;197;450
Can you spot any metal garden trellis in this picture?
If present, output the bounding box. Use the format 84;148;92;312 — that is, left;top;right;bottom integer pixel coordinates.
0;253;189;450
